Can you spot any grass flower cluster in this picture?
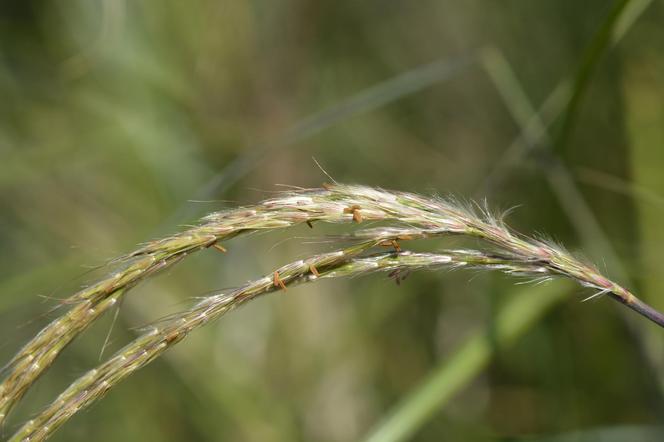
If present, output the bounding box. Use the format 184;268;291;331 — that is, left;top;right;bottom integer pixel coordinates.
2;184;661;441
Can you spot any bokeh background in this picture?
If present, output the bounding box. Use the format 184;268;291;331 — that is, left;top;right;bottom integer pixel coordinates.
2;0;664;440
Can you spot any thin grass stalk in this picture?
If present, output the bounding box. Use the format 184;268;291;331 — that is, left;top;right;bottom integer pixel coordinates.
10;247;546;442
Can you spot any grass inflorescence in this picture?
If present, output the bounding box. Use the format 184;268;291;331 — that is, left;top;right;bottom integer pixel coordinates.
2;184;661;441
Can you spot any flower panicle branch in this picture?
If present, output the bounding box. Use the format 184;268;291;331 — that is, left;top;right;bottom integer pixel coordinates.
10;246;549;442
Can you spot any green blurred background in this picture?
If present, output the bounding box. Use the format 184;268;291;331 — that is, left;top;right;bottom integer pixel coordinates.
2;0;664;440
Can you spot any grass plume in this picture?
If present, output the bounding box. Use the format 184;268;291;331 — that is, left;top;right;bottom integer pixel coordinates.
2;184;662;440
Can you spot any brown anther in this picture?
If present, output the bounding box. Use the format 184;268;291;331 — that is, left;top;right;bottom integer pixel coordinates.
353;210;362;223
212;244;227;253
306;221;314;229
273;271;287;290
309;264;320;277
344;205;362;223
379;239;401;252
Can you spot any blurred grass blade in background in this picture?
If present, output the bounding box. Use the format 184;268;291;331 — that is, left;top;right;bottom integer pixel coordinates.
364;281;572;442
